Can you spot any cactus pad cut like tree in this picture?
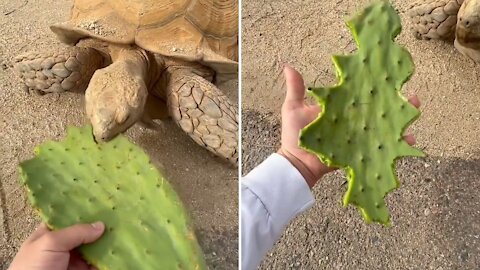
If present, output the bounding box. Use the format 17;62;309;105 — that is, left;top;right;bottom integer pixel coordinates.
19;125;207;270
300;1;425;225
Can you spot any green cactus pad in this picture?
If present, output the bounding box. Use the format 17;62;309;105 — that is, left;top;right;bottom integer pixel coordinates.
19;126;206;270
300;1;425;225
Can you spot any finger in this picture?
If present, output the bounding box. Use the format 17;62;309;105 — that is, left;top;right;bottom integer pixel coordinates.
404;134;416;145
305;105;321;123
27;223;50;242
307;104;321;115
283;65;306;108
44;222;105;251
408;95;420;109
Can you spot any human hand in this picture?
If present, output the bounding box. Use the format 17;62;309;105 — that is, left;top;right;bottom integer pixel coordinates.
8;222;105;270
278;65;420;188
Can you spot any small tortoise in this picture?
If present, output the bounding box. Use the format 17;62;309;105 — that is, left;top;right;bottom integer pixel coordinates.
14;0;238;165
408;0;480;62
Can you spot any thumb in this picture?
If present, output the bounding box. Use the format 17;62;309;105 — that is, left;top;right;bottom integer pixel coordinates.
46;222;105;251
283;65;306;109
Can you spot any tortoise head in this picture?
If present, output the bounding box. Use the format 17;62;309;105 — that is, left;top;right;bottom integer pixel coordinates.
85;66;147;142
456;0;480;50
88;105;135;142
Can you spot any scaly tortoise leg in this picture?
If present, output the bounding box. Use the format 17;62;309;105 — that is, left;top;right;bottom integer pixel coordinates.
166;69;238;165
408;0;463;40
14;47;104;94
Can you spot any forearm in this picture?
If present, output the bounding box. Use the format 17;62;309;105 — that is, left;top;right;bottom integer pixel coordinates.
241;154;316;270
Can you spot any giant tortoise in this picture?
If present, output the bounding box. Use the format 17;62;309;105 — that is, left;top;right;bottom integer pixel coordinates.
14;0;239;164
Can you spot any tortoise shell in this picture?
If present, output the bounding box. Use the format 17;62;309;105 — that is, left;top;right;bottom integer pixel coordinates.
51;0;238;74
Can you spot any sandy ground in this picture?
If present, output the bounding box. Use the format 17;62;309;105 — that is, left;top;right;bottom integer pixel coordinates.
0;1;238;269
242;0;480;269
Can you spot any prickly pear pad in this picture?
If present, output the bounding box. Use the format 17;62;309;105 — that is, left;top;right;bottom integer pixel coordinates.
300;1;425;225
19;126;206;270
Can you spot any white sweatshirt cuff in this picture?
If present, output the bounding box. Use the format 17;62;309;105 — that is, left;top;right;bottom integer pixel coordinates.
242;153;315;228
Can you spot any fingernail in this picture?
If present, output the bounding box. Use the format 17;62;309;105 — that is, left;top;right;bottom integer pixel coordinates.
91;221;104;231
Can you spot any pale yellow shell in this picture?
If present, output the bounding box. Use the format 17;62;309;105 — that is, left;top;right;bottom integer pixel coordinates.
51;0;238;74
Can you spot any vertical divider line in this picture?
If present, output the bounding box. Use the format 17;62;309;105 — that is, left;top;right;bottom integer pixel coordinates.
237;0;243;268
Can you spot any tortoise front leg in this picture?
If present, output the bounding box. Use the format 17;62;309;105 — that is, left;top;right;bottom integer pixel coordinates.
166;69;238;165
14;47;104;95
408;0;463;40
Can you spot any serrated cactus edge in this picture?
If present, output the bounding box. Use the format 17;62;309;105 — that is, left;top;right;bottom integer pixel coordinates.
300;1;426;225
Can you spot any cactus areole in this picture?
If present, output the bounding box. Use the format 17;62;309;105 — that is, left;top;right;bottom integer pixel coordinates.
300;1;425;225
19;125;207;270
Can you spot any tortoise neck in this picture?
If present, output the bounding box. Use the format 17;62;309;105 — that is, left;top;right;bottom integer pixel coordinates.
146;53;165;90
110;46;152;84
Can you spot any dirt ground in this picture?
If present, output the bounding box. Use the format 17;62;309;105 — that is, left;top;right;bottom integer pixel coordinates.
242;0;479;269
0;1;238;269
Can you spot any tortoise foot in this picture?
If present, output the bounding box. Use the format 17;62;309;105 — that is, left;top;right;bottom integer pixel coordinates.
14;47;104;95
167;70;238;165
407;0;463;40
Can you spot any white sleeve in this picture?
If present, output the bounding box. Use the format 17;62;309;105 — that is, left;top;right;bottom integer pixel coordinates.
241;153;315;270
